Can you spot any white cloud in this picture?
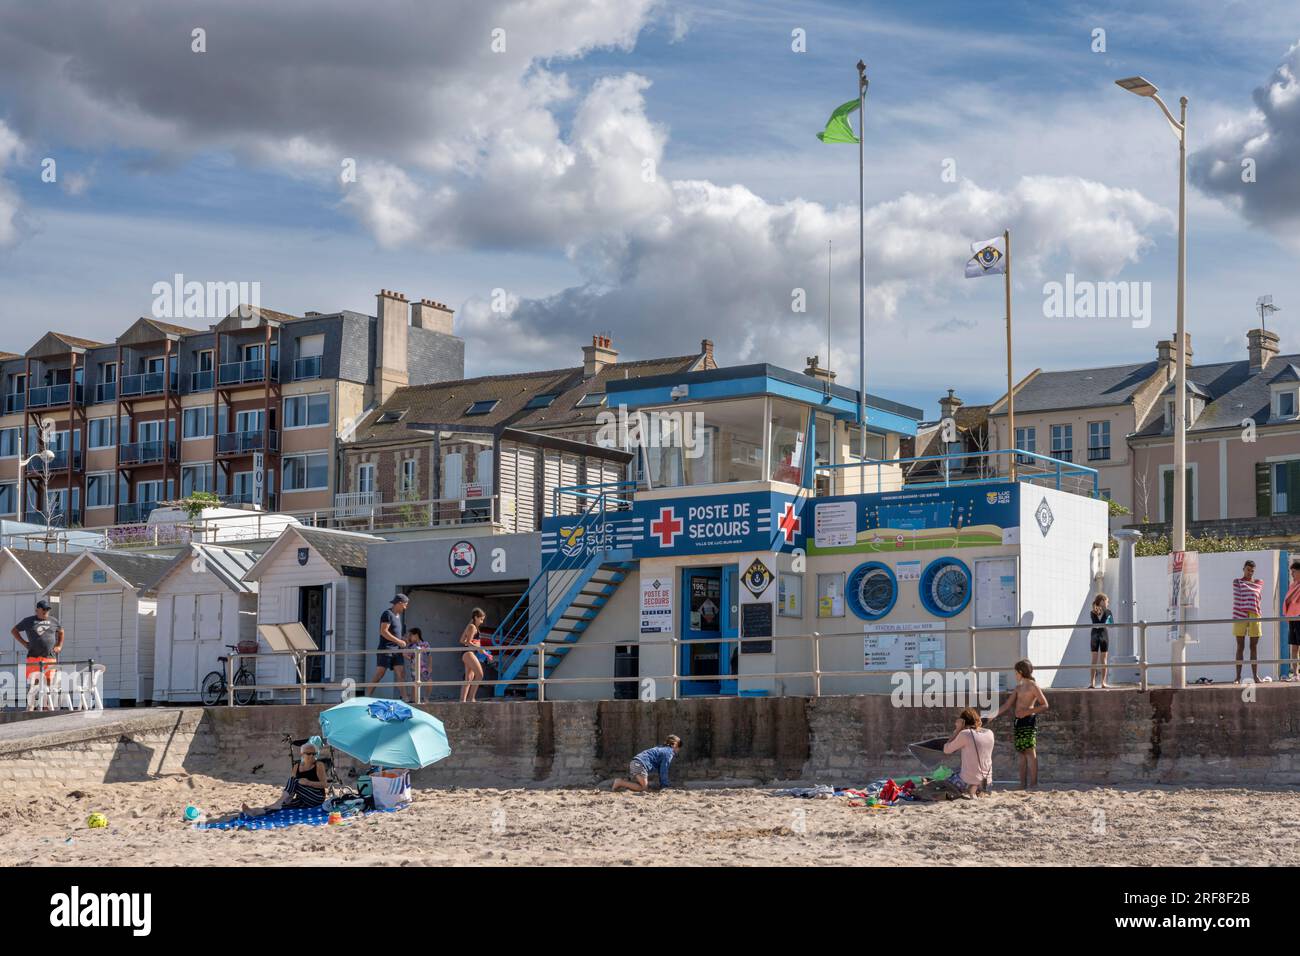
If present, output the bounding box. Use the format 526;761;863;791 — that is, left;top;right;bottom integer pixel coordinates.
0;121;24;248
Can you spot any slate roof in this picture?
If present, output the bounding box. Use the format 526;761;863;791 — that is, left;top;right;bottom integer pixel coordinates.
93;551;176;590
295;528;373;574
353;351;706;442
156;545;259;594
992;361;1160;414
1133;354;1300;437
3;549;80;588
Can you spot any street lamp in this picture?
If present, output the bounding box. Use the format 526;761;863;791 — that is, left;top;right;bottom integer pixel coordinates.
1116;75;1189;686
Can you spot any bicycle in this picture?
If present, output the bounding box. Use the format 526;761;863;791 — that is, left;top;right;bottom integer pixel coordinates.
201;642;259;706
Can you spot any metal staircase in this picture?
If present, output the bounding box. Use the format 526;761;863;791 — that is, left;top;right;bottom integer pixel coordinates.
493;483;635;698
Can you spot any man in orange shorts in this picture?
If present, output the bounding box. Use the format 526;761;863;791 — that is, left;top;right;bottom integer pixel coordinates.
11;599;63;706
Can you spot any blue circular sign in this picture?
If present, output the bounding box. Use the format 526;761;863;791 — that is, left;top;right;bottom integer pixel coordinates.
919;557;972;617
847;561;898;621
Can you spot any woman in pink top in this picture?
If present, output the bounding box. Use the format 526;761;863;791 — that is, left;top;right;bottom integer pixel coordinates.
942;708;994;797
1284;561;1300;681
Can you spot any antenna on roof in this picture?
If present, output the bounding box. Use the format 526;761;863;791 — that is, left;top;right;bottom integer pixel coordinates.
1257;294;1280;332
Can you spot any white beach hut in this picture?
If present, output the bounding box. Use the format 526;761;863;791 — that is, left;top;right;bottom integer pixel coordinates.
0;548;79;685
242;526;379;702
45;551;174;706
152;544;259;703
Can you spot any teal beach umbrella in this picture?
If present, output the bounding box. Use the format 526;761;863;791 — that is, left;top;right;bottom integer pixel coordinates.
319;697;451;769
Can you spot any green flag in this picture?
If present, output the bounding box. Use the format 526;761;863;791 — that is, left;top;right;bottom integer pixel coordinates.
816;98;860;143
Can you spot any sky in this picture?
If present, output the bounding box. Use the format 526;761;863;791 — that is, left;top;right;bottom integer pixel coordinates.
0;0;1297;417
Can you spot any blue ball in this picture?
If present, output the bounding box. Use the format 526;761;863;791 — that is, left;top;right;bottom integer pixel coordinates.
184;805;201;821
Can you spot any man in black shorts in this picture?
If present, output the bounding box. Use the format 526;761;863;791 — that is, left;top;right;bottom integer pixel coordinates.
368;594;411;701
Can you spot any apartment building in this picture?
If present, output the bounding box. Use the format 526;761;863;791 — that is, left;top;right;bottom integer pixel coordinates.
0;290;464;529
984;335;1185;519
1130;327;1300;544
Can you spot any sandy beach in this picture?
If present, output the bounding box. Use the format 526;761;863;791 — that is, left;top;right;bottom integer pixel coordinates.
2;774;1298;866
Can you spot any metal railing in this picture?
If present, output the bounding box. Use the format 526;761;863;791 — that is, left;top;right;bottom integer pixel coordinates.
4;392;23;414
215;613;1300;706
27;383;82;408
216;428;279;455
118;440;177;465
190;370;214;392
116;501;163;524
119;371;178;398
95;381;117;403
218;360;279;386
878;447;1100;497
293;356;322;380
47;448;82;470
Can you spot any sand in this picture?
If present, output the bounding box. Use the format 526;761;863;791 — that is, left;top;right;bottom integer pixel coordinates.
2;775;1299;866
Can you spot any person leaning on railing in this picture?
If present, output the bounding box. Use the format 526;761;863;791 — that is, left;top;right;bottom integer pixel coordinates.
1285;562;1300;682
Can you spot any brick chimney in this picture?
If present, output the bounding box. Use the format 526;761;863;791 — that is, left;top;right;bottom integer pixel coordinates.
1156;332;1193;381
375;289;410;403
804;355;836;383
701;339;716;369
1247;327;1280;373
583;334;618;377
410;297;455;335
938;388;963;422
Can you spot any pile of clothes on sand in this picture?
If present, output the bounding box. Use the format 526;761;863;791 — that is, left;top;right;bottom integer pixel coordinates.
773;766;967;809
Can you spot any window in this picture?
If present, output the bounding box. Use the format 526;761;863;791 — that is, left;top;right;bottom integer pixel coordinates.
777;572;802;618
181;464;214;497
356;463;375;494
183;406;214;439
284;393;330;428
86;473;113;509
1161;466;1195;523
400;458;418;497
88;418;115;449
0;482;14;515
574;393;606;409
525;393;558;409
283;452;329;492
196;350;214;372
100;362;117;383
297;334;325;358
769;399;808;485
1087;421;1110;461
1050;424;1072;462
465;399;499;416
1272;460;1300;516
376;409;405;425
0;427;18;458
1100;488;1112;500
236;409;264;434
1277;390;1298;419
136;480;164;504
1014;426;1036;465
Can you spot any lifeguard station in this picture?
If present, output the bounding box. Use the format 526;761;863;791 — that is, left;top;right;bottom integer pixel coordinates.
484;362;1108;699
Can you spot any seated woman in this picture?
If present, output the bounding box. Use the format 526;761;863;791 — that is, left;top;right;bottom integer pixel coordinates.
242;741;328;817
942;708;994;797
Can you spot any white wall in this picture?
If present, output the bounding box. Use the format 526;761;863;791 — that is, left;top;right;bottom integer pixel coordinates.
1105;549;1285;684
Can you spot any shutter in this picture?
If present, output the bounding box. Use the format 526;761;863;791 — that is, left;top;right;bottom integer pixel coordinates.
1256;462;1272;517
476;449;494;493
499;442;518;532
561;455;580;514
543;452;561;517
1288;461;1300;517
517;445;537;530
443;452;464;500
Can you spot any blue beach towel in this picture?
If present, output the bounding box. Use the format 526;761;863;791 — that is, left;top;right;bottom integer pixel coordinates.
196;804;407;832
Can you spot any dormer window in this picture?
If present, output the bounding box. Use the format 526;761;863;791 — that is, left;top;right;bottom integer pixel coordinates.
1279;390;1298;419
1268;365;1300;420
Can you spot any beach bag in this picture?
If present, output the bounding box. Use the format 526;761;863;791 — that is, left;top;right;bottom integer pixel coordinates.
372;769;412;809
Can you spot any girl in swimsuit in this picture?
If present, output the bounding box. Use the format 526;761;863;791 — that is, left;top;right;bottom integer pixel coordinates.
995;659;1049;790
459;608;490;703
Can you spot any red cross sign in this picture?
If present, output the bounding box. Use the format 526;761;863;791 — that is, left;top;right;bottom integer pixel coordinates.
650;506;684;548
777;502;801;544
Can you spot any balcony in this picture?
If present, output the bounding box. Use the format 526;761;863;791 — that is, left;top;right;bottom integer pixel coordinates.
335;490;381;518
27;383;83;408
45;449;82;471
293;356;323;381
23;510;76;528
216;429;279;456
119;371;179;398
190;369;214;392
3;393;23;414
96;381;117;403
218;360;279;387
118;440;177;466
117;501;162;524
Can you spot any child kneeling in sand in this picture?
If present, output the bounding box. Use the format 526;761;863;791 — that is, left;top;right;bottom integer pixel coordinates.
942;708;994;797
612;735;682;792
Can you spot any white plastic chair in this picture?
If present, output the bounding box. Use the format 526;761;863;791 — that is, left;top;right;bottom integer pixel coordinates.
79;665;106;711
25;668;55;711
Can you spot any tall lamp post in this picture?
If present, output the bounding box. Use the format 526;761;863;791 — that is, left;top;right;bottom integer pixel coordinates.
1116;75;1188;686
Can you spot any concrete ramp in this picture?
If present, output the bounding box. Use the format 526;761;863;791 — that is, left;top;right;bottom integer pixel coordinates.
0;708;208;785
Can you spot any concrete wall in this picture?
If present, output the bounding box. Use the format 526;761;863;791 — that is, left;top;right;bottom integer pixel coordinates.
5;688;1300;789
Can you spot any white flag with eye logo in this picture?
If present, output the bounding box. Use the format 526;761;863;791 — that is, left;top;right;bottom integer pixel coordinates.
965;236;1006;277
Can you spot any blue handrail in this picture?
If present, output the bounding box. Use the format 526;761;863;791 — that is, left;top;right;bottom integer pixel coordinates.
818;448;1100;497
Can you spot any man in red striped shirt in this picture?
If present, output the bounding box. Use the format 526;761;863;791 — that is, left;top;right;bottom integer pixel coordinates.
1232;560;1264;683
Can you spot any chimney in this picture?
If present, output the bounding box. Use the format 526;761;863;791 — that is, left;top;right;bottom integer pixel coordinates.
1156;332;1193;381
582;334;618;377
701;338;716;369
410;298;455;335
938;388;963;422
1247;327;1280;373
375;289;410;403
803;355;836;383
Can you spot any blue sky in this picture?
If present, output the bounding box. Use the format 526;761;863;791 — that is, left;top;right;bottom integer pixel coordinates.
0;0;1297;417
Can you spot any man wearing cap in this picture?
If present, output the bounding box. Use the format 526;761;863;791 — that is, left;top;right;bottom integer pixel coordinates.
12;600;63;709
368;594;411;702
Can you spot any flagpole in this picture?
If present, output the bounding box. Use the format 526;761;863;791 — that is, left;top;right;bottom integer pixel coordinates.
856;59;868;490
1004;228;1016;482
